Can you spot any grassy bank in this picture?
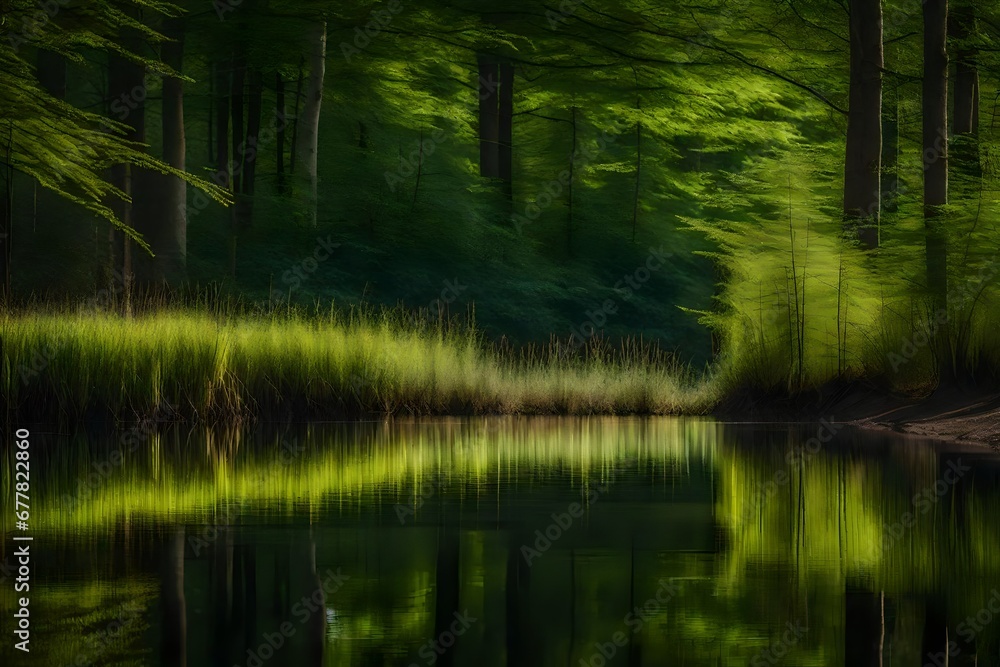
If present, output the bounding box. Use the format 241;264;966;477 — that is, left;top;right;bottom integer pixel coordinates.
1;309;718;422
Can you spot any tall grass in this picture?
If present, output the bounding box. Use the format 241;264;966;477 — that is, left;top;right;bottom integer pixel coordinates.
0;305;718;422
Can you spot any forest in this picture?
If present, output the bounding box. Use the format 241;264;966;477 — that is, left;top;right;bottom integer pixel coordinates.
7;3;1000;665
1;0;999;420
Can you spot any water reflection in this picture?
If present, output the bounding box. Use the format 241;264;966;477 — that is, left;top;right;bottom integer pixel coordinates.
2;417;1000;665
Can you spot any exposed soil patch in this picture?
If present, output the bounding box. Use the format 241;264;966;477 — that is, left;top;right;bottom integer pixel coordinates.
715;381;1000;449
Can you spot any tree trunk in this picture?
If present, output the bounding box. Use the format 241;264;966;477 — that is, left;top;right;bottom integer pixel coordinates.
214;60;231;190
137;18;187;288
843;0;884;250
924;0;949;315
1;127;11;305
881;84;899;215
478;56;499;178
231;57;246;196
952;2;978;137
951;2;980;191
276;72;286;194
568;106;576;255
296;21;326;227
498;62;514;199
108;40;146;314
290;58;304;176
238;67;263;228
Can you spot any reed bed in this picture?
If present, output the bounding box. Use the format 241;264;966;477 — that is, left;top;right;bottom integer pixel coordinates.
0;307;718;422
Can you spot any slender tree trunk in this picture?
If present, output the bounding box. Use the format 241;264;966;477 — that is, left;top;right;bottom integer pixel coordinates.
214;59;234;276
296;21;327;227
108;41;145;314
633;121;642;243
138;18;187;288
1;124;11;305
498;62;514;200
924;0;949;316
843;0;884;250
412;129;424;208
276;72;286;194
568;106;576;254
215;60;231;191
209;63;214;164
881;84;899;215
231;56;246;196
238;67;263;228
478;56;499;178
290;58;304;176
952;2;979;137
951;1;980;195
22;51;68;302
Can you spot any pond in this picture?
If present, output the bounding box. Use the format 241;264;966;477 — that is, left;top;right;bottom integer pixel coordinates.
2;417;1000;666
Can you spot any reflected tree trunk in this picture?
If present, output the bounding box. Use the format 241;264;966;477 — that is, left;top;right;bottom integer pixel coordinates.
161;528;187;667
845;587;884;666
289;534;325;665
922;598;950;667
506;534;528;667
435;529;461;667
211;529;234;664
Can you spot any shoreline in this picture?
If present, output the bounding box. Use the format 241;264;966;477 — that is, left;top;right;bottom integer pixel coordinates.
714;381;1000;449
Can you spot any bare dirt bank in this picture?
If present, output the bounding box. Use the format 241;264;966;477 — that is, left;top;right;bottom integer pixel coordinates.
715;382;1000;449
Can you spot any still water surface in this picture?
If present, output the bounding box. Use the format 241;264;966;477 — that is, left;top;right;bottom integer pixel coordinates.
3;417;1000;666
